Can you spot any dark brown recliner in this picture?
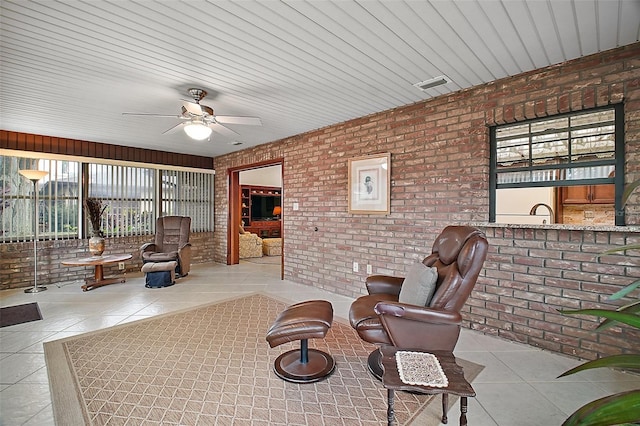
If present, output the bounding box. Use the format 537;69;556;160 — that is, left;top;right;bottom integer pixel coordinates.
140;216;192;277
348;226;488;377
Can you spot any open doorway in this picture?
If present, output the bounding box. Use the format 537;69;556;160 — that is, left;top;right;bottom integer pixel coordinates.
228;160;284;279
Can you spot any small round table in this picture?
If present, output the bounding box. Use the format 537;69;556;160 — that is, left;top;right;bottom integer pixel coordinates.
62;254;132;291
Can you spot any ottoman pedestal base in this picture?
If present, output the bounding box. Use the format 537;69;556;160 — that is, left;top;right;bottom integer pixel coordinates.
273;339;335;383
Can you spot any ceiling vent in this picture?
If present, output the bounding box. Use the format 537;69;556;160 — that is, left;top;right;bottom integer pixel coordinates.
413;75;451;91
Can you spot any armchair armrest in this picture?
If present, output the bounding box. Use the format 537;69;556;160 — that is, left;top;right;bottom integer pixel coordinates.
374;301;462;352
374;302;462;324
366;275;404;295
140;242;156;251
139;242;157;259
177;243;192;276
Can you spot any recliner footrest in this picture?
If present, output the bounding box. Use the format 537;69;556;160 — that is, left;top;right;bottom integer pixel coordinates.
142;261;177;288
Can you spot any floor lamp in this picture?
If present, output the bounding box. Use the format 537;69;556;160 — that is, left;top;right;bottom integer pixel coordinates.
19;169;49;294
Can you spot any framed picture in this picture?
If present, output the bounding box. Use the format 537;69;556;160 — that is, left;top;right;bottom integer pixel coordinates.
348;153;390;214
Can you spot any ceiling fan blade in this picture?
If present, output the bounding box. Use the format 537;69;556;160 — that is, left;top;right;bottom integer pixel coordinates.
122;112;184;118
214;115;262;126
209;122;239;137
162;122;186;135
182;100;203;116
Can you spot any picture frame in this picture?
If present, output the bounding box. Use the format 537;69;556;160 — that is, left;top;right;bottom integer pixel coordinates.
348;153;390;214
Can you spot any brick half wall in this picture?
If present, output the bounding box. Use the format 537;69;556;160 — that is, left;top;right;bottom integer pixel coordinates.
470;226;640;359
0;232;215;290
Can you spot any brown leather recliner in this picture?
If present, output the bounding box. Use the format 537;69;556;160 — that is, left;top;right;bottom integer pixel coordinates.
348;225;488;377
140;216;192;277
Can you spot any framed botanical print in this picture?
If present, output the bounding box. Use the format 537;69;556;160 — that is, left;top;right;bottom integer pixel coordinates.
348;153;390;214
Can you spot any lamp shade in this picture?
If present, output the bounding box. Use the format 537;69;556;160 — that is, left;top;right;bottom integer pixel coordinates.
184;122;212;140
273;206;282;216
19;169;48;182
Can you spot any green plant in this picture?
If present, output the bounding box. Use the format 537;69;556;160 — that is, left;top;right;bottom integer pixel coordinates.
558;180;640;426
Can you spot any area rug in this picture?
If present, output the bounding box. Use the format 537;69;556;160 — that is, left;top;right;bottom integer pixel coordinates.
0;302;42;328
44;293;482;425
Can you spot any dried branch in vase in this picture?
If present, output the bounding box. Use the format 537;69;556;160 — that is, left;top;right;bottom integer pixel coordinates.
84;198;107;238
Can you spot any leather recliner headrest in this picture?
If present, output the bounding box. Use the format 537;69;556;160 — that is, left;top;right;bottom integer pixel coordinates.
432;226;484;266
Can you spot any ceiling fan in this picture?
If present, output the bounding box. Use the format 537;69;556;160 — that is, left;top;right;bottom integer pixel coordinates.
122;88;262;140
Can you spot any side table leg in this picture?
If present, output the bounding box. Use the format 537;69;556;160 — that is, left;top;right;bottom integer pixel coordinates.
442;393;449;424
387;389;395;426
460;396;468;426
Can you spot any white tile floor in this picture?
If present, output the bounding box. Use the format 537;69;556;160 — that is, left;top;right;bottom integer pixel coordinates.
1;261;637;425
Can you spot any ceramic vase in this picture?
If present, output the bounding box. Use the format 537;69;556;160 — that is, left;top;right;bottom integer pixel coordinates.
88;235;105;256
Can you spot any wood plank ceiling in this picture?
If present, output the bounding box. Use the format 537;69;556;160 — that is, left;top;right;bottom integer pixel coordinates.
1;0;638;157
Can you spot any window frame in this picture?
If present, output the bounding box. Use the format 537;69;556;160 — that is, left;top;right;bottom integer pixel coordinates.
489;104;625;226
0;150;215;242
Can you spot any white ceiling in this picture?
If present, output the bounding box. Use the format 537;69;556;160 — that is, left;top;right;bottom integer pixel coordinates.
1;1;638;158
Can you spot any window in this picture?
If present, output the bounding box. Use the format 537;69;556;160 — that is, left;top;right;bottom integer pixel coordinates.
89;164;155;237
0;157;80;242
0;153;214;242
161;170;214;232
490;105;624;226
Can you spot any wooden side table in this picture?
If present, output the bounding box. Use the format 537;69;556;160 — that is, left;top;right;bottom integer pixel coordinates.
62;254;132;291
380;346;476;426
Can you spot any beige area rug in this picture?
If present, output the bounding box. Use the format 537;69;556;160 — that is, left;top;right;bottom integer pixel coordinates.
44;294;482;425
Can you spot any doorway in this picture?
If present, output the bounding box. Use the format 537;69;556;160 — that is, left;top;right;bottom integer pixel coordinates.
228;160;284;279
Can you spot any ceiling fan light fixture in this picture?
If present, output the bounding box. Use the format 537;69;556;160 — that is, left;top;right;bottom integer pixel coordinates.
184;122;212;140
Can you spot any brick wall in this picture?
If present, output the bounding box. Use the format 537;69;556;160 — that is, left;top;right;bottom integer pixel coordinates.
472;226;640;359
213;43;640;360
0;232;215;290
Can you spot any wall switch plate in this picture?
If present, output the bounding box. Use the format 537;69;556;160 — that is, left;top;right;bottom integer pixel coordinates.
353;262;358;272
118;262;125;270
293;202;299;211
366;264;372;274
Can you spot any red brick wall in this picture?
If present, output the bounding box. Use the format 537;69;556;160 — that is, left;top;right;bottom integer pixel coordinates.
472;226;640;359
213;43;640;360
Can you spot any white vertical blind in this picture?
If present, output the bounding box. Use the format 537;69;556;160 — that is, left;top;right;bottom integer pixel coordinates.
1;153;214;242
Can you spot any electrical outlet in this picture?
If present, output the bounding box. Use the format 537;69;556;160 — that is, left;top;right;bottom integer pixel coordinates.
353;262;359;273
118;262;125;270
366;264;372;274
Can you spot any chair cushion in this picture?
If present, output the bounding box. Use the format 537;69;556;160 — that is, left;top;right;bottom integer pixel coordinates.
348;293;397;345
398;263;438;306
142;251;179;262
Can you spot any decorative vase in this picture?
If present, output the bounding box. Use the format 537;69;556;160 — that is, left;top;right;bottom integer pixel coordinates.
88;235;105;256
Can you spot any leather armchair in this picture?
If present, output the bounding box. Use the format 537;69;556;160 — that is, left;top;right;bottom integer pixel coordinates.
348;226;488;377
140;216;192;277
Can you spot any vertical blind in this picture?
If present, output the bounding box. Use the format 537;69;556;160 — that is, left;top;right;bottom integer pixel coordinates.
0;154;214;242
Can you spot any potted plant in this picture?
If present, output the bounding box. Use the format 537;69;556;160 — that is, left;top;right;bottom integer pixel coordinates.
84;197;107;256
558;179;640;426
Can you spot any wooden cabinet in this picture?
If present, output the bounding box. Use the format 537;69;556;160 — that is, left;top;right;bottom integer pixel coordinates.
247;220;281;238
561;184;615;204
240;187;251;225
240;185;281;237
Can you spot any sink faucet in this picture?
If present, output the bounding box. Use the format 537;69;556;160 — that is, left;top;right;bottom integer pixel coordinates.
529;203;555;224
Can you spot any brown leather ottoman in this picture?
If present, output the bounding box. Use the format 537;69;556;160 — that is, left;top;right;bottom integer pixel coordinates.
266;300;335;383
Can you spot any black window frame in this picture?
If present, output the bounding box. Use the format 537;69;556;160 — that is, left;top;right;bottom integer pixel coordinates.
489;104;625;226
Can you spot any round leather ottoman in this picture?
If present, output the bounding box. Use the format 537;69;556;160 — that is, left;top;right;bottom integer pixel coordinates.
266;300;335;383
